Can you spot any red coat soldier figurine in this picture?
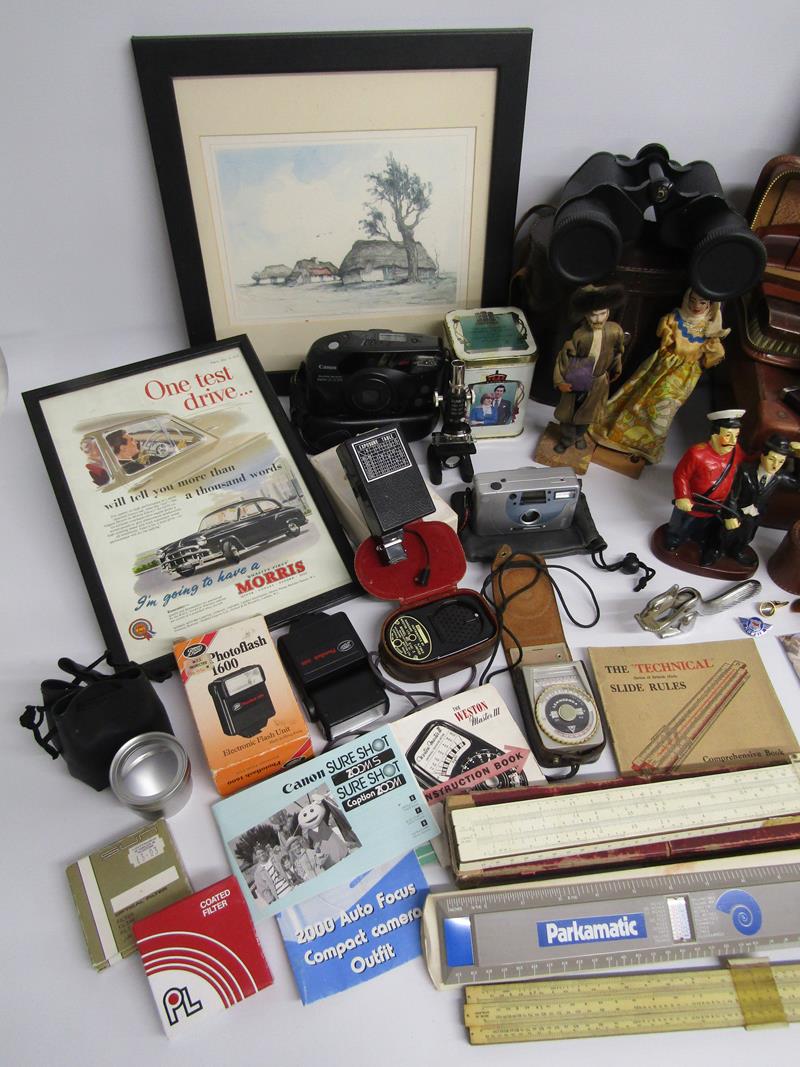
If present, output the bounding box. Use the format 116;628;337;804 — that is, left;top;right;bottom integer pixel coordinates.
652;409;750;576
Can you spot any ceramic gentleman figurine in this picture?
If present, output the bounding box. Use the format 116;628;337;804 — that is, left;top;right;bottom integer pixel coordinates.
552;283;625;453
655;409;747;571
724;435;800;561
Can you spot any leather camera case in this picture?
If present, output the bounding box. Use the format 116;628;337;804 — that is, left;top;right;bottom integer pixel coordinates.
354;520;497;682
727;155;800;529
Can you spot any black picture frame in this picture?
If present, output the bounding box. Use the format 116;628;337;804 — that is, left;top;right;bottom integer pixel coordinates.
132;29;532;388
23;336;359;676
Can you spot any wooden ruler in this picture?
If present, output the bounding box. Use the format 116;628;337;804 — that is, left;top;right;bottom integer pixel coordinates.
464;960;800;1043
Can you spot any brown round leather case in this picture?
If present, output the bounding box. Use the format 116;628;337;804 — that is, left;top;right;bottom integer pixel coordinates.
354;520;497;681
767;520;800;594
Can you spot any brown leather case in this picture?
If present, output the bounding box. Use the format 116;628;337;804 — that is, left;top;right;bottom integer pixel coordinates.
725;155;800;529
490;545;570;667
767;520;800;594
378;591;497;683
354;521;498;683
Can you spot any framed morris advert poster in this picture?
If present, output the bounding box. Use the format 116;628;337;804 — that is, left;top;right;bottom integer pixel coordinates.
23;336;358;674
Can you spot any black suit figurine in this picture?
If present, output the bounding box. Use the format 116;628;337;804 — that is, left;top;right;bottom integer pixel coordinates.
724;434;800;562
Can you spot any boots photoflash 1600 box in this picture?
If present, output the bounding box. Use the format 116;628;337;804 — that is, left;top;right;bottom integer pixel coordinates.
174;615;312;796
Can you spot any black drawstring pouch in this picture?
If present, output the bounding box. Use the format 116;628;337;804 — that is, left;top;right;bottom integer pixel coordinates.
19;654;173;791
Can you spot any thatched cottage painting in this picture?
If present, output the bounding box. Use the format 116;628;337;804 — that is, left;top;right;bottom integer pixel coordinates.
203;129;474;321
339;240;436;285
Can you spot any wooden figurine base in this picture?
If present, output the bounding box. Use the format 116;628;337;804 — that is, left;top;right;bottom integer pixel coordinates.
650;523;759;580
534;423;594;475
589;442;647;480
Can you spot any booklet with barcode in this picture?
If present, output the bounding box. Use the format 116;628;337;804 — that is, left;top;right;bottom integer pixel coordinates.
66;818;192;971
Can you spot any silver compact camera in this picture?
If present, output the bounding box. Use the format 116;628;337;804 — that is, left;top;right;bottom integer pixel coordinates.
471;467;580;535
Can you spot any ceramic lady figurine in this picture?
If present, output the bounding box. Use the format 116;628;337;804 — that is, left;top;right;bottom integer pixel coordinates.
591;288;730;463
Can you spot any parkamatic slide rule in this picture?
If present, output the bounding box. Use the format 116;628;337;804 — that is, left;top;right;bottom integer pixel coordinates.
422;849;800;989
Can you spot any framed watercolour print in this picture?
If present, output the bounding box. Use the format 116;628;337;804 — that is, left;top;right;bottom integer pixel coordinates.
23;337;358;674
132;29;532;379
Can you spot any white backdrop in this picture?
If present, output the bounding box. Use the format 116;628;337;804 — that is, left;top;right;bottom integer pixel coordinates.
1;1;799;353
2;3;800;1066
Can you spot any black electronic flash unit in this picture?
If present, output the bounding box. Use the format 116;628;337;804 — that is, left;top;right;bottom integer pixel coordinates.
208;665;275;738
278;612;389;742
337;425;434;564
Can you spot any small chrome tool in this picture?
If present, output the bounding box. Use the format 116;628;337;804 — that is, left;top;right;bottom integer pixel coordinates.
635;579;761;638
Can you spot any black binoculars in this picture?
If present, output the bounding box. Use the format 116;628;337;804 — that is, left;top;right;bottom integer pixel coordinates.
549;143;766;300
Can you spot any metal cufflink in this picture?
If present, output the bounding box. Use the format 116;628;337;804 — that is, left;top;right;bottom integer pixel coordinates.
758;600;789;618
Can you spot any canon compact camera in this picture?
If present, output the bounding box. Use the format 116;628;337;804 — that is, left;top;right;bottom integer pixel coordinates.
290;329;447;452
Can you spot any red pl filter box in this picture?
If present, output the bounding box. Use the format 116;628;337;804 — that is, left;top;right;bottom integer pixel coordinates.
133;876;272;1038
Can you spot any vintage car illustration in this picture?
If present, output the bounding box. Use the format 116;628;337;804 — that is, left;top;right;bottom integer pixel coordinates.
158;497;308;577
76;410;270;493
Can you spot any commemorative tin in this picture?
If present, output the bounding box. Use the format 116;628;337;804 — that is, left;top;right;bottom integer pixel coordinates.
443;306;537;439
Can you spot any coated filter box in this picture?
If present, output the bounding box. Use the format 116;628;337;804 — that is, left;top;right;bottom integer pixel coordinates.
133;876;272;1038
174;615;313;796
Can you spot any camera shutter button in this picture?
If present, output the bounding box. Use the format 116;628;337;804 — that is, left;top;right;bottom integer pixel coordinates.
490;481;503;490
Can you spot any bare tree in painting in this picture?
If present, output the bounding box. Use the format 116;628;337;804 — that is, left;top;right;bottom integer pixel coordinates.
360;154;432;283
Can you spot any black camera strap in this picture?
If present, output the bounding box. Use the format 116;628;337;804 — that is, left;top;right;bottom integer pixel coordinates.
19;702;61;759
590;548;656;591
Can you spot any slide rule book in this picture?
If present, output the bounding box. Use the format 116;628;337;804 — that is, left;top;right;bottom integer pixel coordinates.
632;659;749;773
462;960;800;1043
444;757;800;883
422;849;800;989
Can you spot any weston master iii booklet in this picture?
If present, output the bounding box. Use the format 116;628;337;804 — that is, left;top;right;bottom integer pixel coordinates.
389;684;544;861
588;638;797;775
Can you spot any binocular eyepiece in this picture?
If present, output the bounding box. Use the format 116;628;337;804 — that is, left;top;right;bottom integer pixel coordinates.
549;144;766;301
